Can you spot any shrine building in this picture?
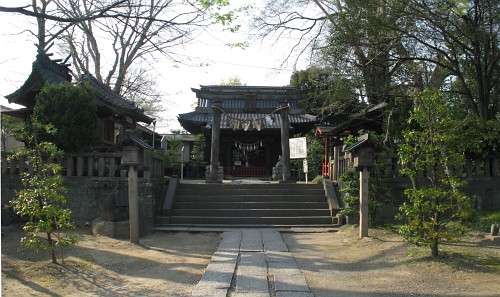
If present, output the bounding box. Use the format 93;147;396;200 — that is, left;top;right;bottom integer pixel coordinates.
178;85;317;180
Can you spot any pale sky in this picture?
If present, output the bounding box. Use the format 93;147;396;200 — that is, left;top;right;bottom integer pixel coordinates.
0;1;308;133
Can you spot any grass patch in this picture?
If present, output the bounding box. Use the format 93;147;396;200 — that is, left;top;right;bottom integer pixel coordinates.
467;210;500;232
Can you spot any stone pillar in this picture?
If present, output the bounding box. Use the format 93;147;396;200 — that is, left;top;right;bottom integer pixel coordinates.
208;99;222;182
279;101;291;182
359;167;369;238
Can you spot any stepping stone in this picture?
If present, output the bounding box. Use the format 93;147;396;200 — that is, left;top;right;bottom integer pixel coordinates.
235;252;269;296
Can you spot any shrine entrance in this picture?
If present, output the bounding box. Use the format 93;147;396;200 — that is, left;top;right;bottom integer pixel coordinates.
223;134;281;177
177;85;317;181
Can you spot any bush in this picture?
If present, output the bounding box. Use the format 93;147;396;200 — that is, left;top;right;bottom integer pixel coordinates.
33;82;99;152
311;175;324;184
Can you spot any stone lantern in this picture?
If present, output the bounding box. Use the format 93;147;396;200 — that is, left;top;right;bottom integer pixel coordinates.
344;131;375;238
121;144;141;244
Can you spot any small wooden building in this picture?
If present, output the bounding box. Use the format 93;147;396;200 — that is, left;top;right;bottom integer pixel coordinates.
178;85;317;178
3;49;155;151
315;102;387;178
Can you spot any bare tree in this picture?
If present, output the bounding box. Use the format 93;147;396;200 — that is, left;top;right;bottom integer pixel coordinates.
254;0;410;105
2;0;235;115
394;0;500;120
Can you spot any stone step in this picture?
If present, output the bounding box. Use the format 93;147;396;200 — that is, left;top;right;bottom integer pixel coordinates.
176;195;327;202
176;188;325;196
152;224;339;231
174;201;329;209
162;216;334;225
156;182;339;227
177;183;323;190
171;208;331;217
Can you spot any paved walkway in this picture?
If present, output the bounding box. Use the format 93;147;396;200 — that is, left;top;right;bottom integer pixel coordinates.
191;229;314;297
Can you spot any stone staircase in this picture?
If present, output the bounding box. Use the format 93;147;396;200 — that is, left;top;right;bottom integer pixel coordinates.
155;182;339;228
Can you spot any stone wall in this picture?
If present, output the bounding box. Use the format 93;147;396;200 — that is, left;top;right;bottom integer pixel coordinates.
336;175;500;224
1;175;165;236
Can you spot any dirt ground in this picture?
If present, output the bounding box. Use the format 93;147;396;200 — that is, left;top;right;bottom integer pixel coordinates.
1;225;220;297
283;226;500;297
2;225;500;297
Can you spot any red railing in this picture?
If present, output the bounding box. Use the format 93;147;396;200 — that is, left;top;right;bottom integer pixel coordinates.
230;166;266;177
322;161;330;176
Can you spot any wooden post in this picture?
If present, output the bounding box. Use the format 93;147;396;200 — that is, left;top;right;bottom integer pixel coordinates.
279;101;291;182
98;157;105;177
1;155;7;174
359;167;369;238
87;157;94;177
208;99;222;182
333;146;340;181
122;146;141;244
19;156;26;174
128;165;139;243
108;157;116;177
67;156;74;176
77;157;83;176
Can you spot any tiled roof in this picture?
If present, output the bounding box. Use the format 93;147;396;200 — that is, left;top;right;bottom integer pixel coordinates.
198;98;300;109
178;112;316;130
5;51;72;107
191;85;304;102
198;85;299;92
127;131;153;150
80;72;154;124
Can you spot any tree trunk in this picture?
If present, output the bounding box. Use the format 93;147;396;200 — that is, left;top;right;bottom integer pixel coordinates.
47;232;57;264
430;239;439;257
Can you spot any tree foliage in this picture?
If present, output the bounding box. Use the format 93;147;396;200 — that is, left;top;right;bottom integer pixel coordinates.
220;76;244;86
164;135;183;171
191;133;207;167
397;0;500;120
9;120;77;264
290;66;363;122
256;0;499;120
397;90;474;257
1;114;24;151
33;82;99;152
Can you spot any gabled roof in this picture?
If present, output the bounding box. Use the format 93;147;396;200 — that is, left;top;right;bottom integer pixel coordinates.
179;85;317;134
79;72;154;124
192;85;302;99
4;49;154;125
315;102;387;137
5;50;72;107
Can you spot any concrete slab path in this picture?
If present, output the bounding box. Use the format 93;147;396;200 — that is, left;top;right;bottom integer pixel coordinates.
191;229;314;297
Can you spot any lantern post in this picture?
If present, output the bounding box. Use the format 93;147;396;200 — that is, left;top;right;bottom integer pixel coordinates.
122;145;140;244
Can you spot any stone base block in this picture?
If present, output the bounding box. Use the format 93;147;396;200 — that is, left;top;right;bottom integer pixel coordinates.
92;218;130;239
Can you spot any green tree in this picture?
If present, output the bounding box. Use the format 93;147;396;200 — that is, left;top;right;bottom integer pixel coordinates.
191;133;207;167
220;76;244;86
9;119;77;264
397;90;474;257
1;114;24;151
164;134;183;174
398;0;500;120
290;66;363;121
33;82;99;152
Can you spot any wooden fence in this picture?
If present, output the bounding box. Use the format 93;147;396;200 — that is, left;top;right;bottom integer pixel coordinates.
1;151;164;179
331;145;500;181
